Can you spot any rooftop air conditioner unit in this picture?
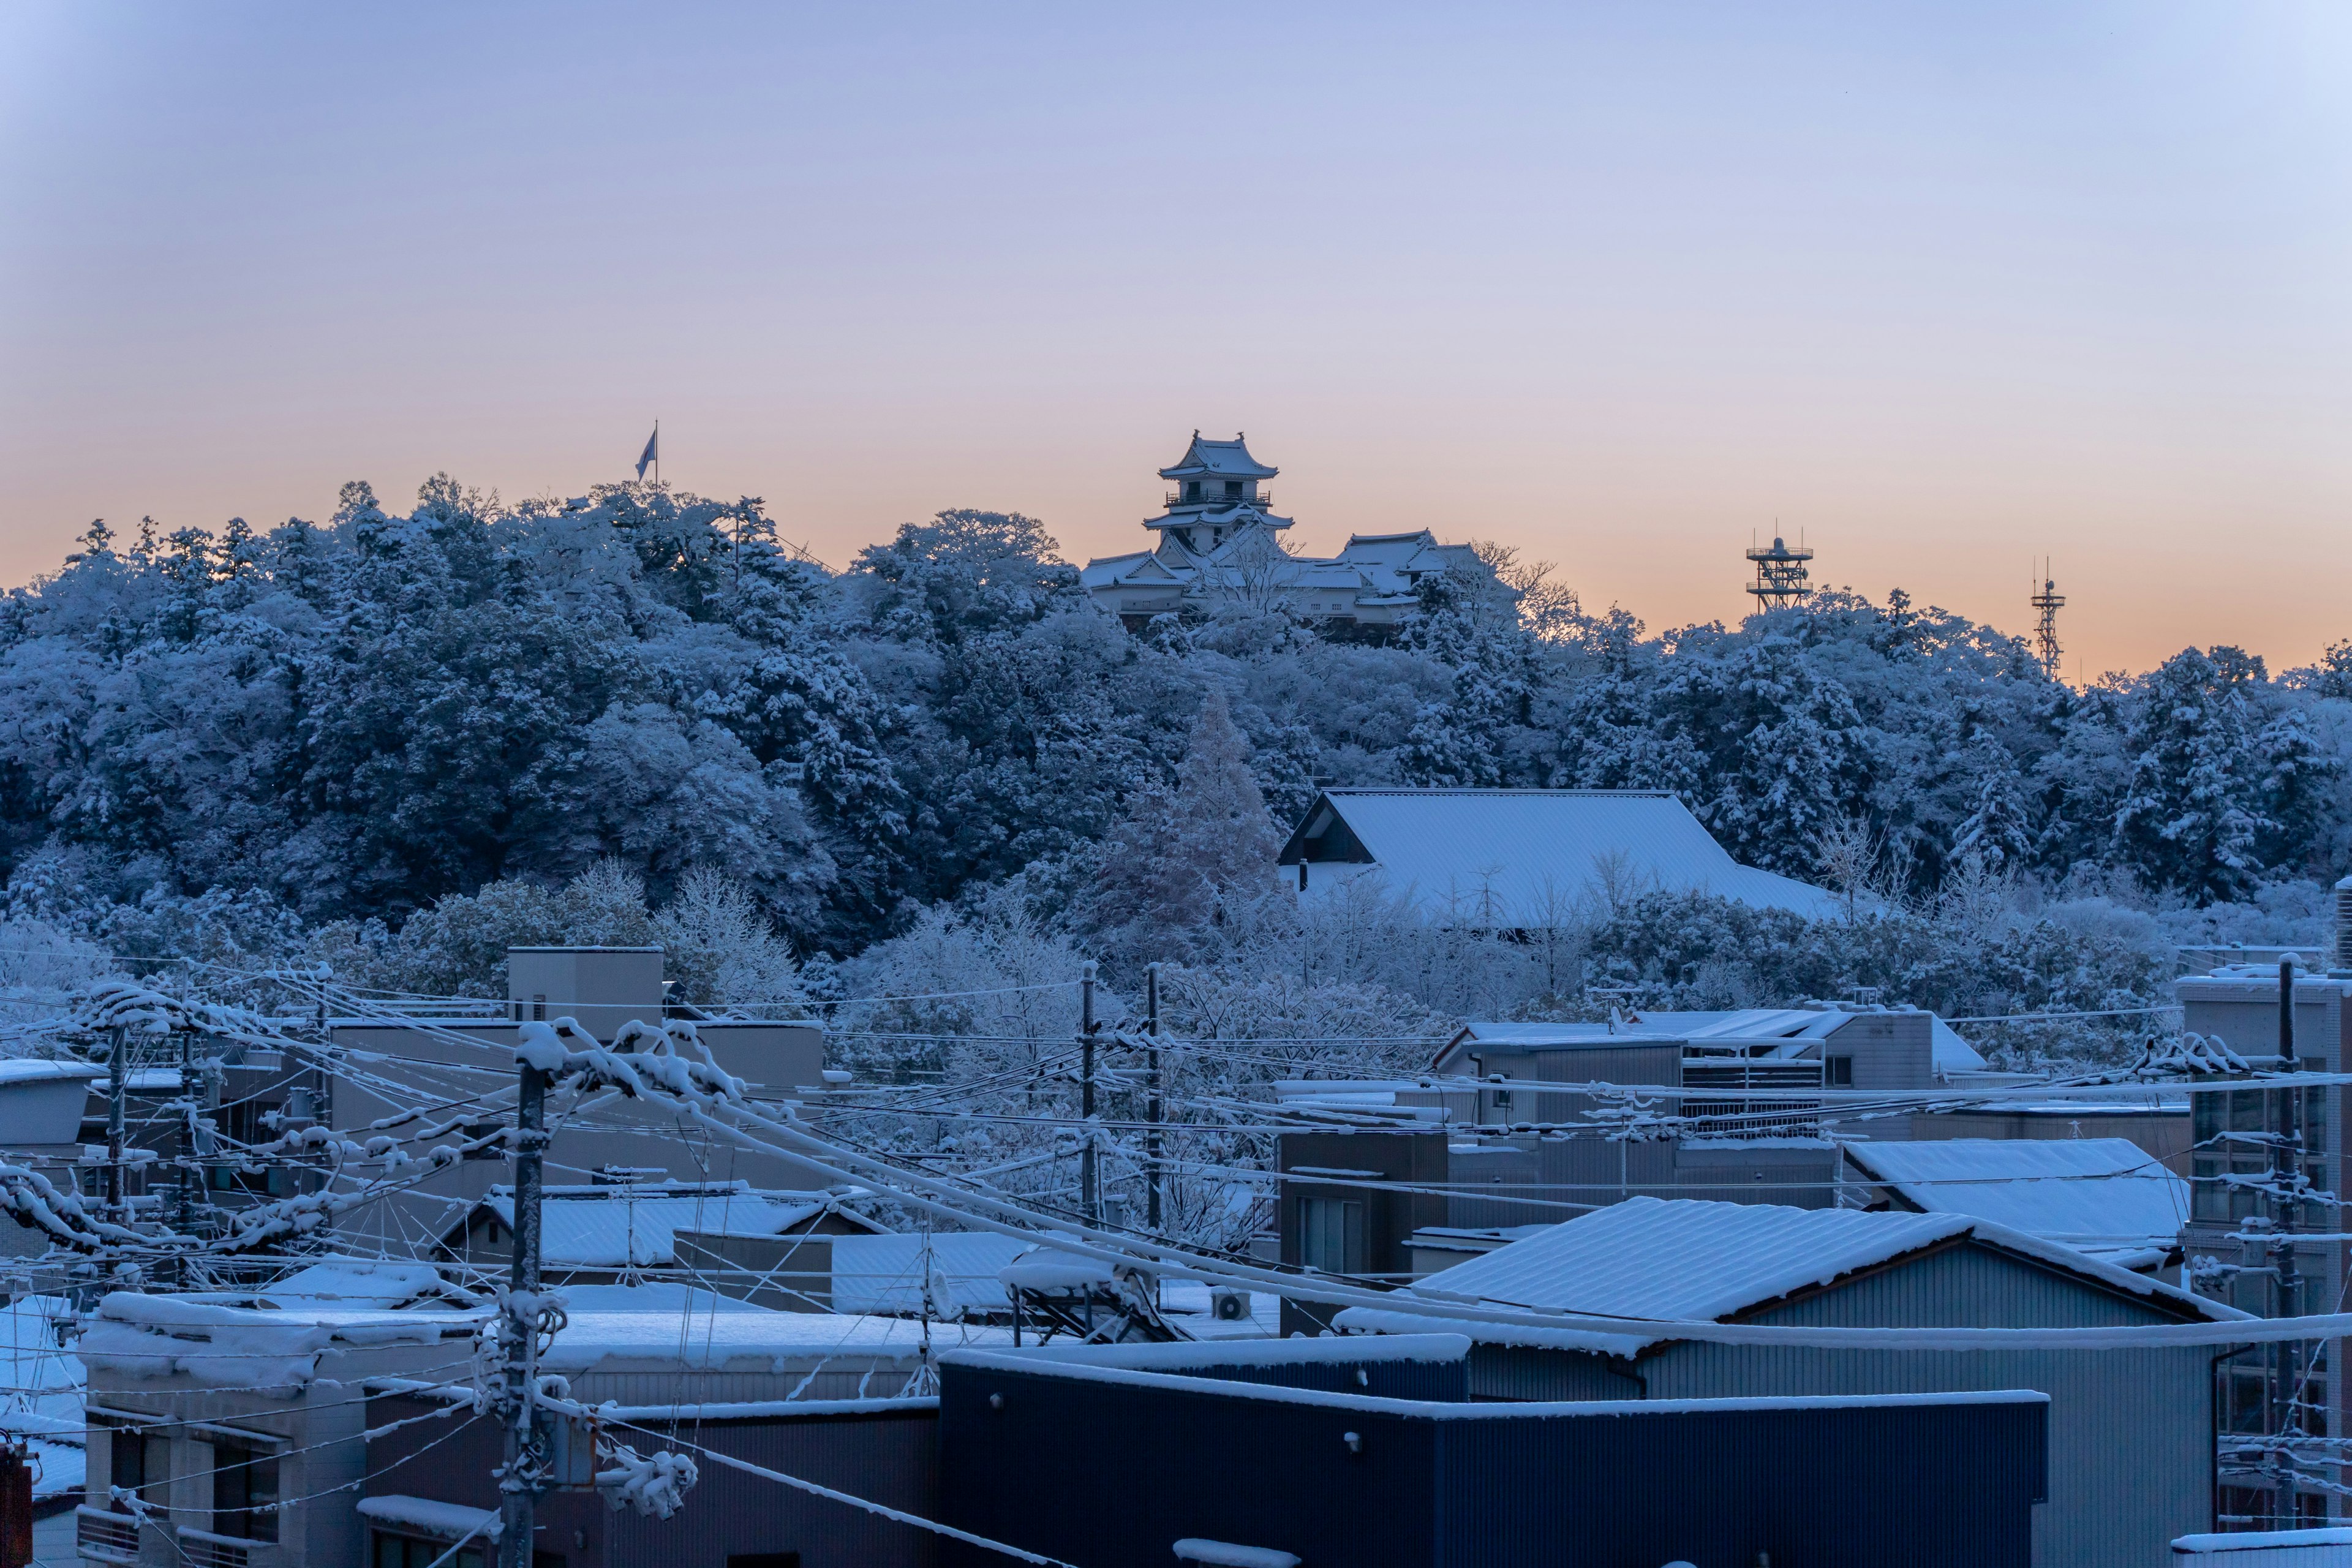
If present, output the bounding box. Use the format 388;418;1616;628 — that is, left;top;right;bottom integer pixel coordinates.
1211;1288;1252;1322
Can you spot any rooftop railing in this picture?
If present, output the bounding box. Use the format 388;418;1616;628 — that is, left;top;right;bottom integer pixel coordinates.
1165;489;1271;510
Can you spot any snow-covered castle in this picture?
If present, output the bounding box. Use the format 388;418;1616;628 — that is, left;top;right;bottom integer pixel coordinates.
1080;432;1486;629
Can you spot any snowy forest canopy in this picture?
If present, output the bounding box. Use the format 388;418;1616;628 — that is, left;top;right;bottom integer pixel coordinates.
0;475;2348;1052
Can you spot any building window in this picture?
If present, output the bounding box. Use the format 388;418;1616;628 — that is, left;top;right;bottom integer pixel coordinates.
1223;480;1242;498
1825;1057;1854;1087
375;1534;487;1568
2194;1082;2329;1226
2223;1360;2269;1434
1300;1197;1366;1276
212;1444;279;1541
1183;481;1200;502
105;1424;169;1515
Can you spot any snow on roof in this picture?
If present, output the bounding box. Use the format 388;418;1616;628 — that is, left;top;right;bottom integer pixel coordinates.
540;1305;1011;1373
1159;433;1278;480
1175;1539;1299;1568
0;1296;82;1440
1077;550;1161;587
0;1061;104;1084
83;1292;478;1388
1931;1016;1989;1073
259;1259;448;1311
560;1283;774;1315
2177;968;2352;1000
1282;790;1839;924
1448;1020;1685;1051
1012;1333;1469;1372
472;1186;832;1268
941;1346;2048;1420
828;1232;1031;1317
1480;1006;1983;1071
1841;1139;2190;1257
1452;1011;1860;1057
1643;1009;1849;1049
357;1495;501;1542
2174;1528;2352;1556
1332;1195;2233;1355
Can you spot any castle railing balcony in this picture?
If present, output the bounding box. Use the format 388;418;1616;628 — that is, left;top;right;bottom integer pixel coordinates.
1165;490;1271;510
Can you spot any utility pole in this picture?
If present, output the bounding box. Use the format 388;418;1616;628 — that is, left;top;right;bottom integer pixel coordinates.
1079;962;1099;1222
172;1029;195;1283
1145;963;1163;1232
499;1057;551;1568
2270;957;2304;1524
104;1027;126;1227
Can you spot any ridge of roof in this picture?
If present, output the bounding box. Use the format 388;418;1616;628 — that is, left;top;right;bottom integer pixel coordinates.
1321;786;1681;798
1358;1196;2236;1349
1158;431;1278;480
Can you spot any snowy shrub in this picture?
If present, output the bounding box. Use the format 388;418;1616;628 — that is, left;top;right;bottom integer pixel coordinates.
306;861;802;1012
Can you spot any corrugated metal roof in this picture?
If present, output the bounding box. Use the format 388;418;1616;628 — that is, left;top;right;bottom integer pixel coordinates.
1841;1138;2190;1256
1450;1020;1684;1049
1292;790;1838;922
258;1259;447;1310
1638;1008;1842;1042
1388;1194;2232;1332
1406;1196;1964;1322
829;1232;1030;1317
479;1188;829;1268
543;1306;1013;1371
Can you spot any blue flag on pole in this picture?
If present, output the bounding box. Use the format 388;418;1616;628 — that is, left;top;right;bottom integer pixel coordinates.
635;425;658;480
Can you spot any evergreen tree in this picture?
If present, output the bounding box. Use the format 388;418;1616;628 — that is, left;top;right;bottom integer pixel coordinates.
2111;647;2335;900
1080;690;1281;959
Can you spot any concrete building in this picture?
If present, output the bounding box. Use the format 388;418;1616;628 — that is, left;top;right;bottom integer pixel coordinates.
937;1334;2050;1568
322;946;829;1257
79;1283;1016;1568
361;1387;941;1568
437;1180;881;1290
1275;1006;1945;1324
671;1229;1036;1318
2176;963;2352;1528
1333;1195;2249;1568
75;1291;482;1568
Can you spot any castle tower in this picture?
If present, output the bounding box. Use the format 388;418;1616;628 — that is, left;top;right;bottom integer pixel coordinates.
1146;432;1289;557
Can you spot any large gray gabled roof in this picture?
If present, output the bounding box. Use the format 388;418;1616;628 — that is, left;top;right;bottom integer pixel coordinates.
1841;1138;2190;1267
1332;1194;2240;1355
1278;788;1840;922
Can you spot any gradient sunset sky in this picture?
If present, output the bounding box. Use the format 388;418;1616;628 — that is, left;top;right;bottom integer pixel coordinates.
4;2;2348;676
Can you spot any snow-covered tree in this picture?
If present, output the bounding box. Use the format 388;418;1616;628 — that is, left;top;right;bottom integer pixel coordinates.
1079;690;1282;962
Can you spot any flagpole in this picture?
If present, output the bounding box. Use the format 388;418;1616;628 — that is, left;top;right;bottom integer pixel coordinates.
654;420;659;488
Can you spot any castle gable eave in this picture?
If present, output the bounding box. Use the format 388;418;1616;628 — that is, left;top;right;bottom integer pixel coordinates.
1158;431;1279;480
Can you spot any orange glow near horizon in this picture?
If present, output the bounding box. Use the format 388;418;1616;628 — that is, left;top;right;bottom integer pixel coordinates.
4;4;2350;677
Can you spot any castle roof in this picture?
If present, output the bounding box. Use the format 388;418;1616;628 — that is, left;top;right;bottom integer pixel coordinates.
1159;432;1278;480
